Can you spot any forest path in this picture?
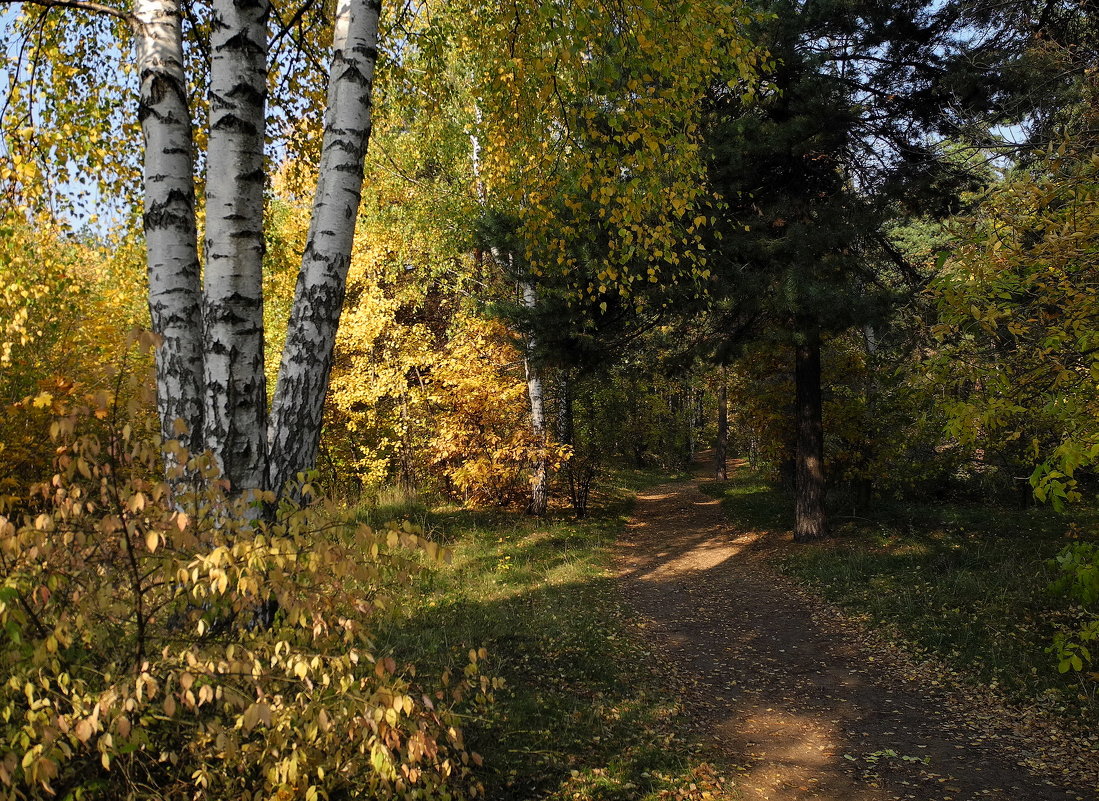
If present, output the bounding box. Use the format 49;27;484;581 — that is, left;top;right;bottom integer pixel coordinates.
615;460;1093;801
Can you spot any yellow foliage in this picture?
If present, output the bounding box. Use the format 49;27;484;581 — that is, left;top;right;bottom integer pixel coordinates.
0;214;149;499
0;400;492;800
428;313;567;505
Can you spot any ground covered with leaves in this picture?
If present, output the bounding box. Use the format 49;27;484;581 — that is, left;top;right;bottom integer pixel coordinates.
701;468;1099;723
696;465;1099;798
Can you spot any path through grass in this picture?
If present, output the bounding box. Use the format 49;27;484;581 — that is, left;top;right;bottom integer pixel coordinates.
369;469;730;800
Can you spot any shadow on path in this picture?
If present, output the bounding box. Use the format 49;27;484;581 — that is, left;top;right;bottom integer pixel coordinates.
615;464;1091;801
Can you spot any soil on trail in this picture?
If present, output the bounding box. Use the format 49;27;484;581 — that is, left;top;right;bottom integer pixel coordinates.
615;464;1096;801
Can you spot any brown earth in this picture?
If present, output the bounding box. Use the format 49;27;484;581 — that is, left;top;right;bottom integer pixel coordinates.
615;462;1098;801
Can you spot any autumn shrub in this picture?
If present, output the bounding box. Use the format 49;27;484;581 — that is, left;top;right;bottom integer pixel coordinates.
0;395;494;800
428;314;567;506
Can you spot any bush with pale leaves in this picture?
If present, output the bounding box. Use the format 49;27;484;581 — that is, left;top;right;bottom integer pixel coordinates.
0;398;495;800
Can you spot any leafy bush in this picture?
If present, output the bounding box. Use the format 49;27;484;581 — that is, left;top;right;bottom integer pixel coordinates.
0;397;494;800
428;315;567;506
1049;541;1099;674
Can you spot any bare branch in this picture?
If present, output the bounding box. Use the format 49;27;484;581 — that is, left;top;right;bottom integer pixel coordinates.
0;0;136;26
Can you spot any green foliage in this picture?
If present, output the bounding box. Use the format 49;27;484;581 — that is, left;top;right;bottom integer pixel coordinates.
0;398;491;800
929;104;1099;507
431;0;767;297
1049;542;1099;674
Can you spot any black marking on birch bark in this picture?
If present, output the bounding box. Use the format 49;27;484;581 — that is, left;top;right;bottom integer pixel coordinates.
154;285;202;300
336;64;371;85
223;82;266;105
210;113;260;134
142;73;188;106
217;30;266;54
145;190;197;230
329;139;366;156
147;170;195;184
233;0;269;13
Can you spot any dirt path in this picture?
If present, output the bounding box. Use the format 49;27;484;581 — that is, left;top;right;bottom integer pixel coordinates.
615;467;1096;801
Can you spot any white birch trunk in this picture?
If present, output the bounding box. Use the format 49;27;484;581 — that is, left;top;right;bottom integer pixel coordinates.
203;0;270;493
136;0;204;457
522;279;549;516
267;0;381;497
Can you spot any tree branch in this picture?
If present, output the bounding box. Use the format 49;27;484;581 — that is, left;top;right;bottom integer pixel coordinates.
0;0;136;26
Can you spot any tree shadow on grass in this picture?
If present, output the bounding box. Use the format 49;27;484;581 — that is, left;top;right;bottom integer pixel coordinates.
369;493;713;800
375;575;705;800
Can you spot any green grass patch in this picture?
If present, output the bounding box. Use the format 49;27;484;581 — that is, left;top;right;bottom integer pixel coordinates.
368;468;722;800
702;465;1099;722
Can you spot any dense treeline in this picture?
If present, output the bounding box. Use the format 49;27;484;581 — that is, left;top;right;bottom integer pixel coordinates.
1;0;1098;796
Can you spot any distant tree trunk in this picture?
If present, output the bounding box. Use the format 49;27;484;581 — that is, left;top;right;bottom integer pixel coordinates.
202;0;270;494
522;279;549;515
686;385;696;462
715;368;728;480
855;322;880;506
268;0;381;497
136;0;204;457
794;324;827;541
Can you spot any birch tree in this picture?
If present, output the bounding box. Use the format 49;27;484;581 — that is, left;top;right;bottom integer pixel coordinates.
201;0;271;492
521;278;549;515
135;0;205;457
268;0;381;497
2;0;381;497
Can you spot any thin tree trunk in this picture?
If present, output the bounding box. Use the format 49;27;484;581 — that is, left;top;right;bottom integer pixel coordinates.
203;0;270;493
557;369;573;449
268;0;381;497
557;369;584;515
686;385;696;463
522;279;549;516
794;324;827;541
136;0;204;458
857;322;879;505
715;368;728;480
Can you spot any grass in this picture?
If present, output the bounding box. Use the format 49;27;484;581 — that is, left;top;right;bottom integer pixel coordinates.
363;467;726;801
701;465;1099;722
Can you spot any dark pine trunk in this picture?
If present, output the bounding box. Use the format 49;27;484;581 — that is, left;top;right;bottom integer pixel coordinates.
715;370;728;480
794;326;827;541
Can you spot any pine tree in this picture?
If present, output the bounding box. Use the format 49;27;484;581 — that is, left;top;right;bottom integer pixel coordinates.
703;0;1001;540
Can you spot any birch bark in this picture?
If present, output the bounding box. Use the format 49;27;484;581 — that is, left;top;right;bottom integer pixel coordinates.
203;0;270;493
136;0;204;456
267;0;381;497
522;279;549;516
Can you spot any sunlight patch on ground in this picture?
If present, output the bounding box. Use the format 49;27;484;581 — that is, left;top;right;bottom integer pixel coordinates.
714;707;841;801
637;536;746;580
637;492;676;501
